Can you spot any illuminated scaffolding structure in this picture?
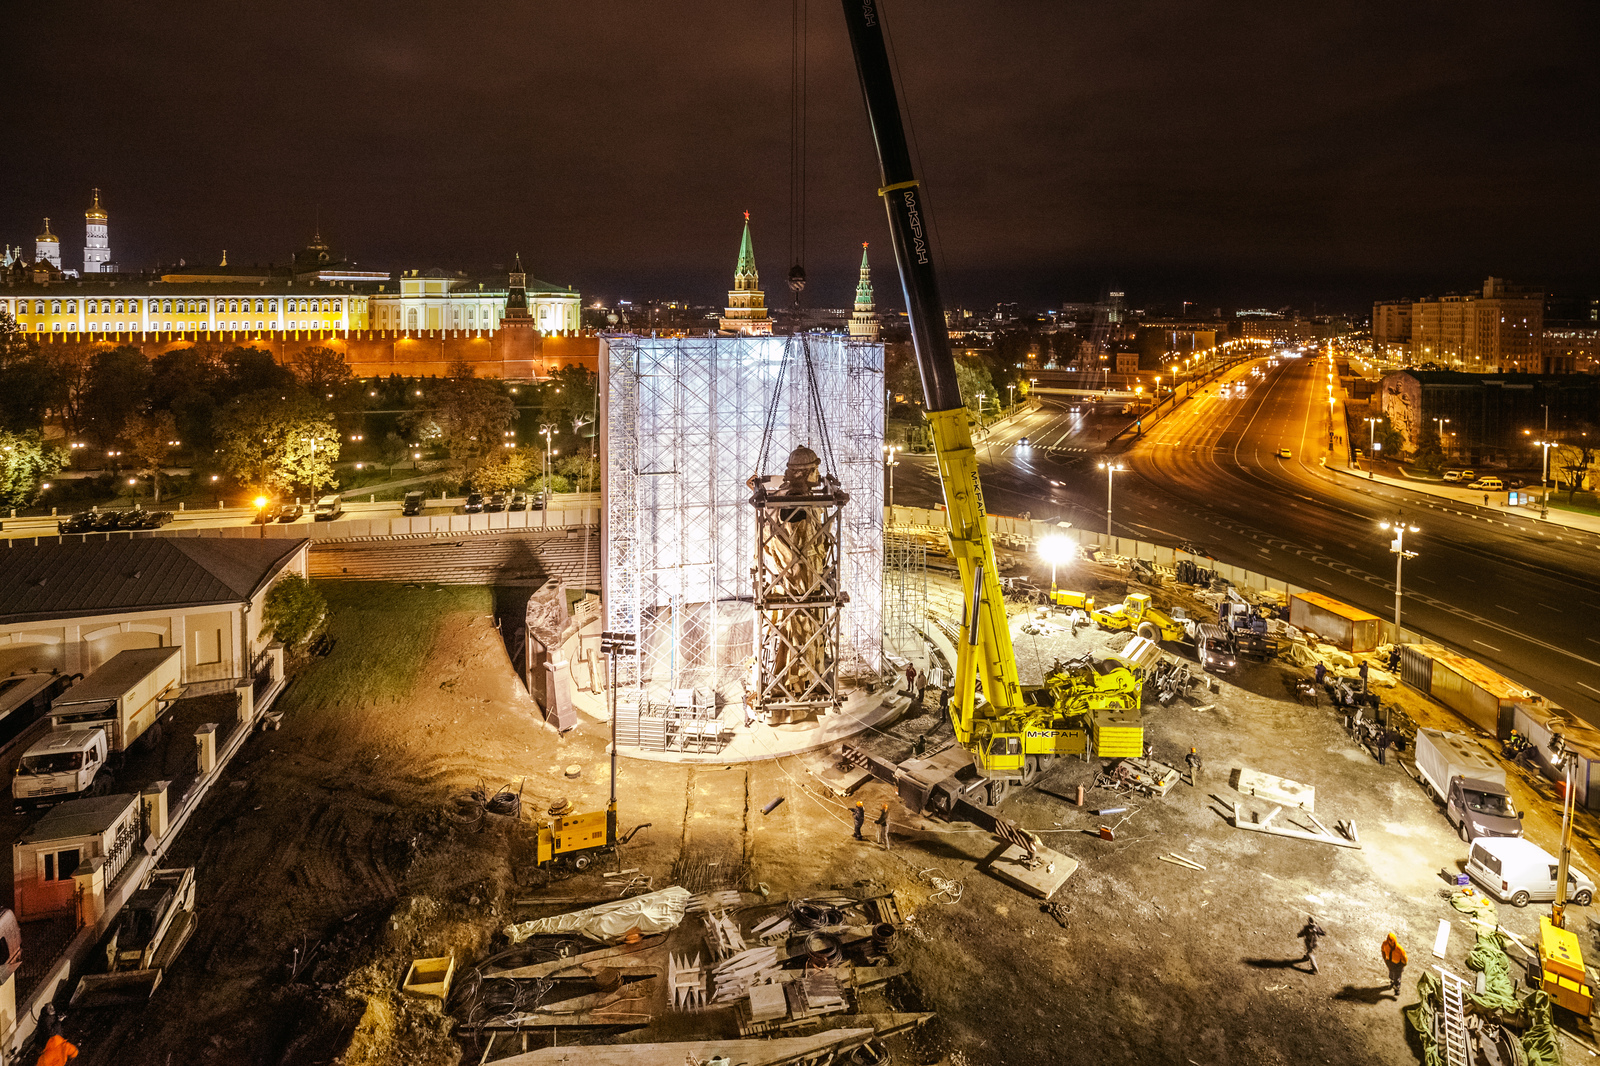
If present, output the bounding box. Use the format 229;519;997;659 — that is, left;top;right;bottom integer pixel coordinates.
882;534;927;658
601;335;883;730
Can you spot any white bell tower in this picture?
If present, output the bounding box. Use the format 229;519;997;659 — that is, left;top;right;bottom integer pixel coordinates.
83;189;111;274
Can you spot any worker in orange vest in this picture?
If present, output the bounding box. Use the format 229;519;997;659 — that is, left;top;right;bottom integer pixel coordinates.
1382;932;1408;996
35;1033;78;1066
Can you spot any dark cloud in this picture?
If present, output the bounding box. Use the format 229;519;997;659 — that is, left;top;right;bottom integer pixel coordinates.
4;1;1596;311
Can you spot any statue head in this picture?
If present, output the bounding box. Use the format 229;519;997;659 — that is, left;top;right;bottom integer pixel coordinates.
782;445;821;493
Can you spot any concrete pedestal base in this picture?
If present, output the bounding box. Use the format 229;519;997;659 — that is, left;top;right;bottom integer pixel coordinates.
985;842;1079;900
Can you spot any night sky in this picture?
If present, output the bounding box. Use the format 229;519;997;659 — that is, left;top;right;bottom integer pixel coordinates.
5;1;1597;313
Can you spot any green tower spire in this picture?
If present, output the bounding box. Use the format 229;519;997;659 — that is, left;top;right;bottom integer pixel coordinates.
854;242;873;308
735;210;758;285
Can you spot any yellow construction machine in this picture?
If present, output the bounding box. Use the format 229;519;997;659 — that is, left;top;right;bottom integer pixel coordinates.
1091;593;1188;644
844;5;1148;807
535;799;651;872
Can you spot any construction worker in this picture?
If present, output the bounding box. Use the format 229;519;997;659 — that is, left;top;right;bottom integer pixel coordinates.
904;662;916;696
1358;659;1370;694
1314;661;1326;686
875;802;891;850
851;801;866;841
35;1034;78;1066
1387;644;1402;672
1185;747;1202;787
1382;932;1408;996
1374;725;1390;766
1299;915;1327;974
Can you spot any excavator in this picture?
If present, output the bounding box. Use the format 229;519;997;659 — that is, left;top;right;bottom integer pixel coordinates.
840;4;1141;811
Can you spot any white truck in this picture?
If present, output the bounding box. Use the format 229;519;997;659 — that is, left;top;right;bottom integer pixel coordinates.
13;647;182;810
1413;727;1523;842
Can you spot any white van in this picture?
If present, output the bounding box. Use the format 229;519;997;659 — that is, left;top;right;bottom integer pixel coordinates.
313;494;344;521
1466;836;1595;907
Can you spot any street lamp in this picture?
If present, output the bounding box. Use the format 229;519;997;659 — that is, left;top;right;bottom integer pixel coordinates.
882;445;900;513
1434;418;1450;458
254;495;269;537
1097;461;1125;540
540;423;557;506
1364;417;1381;478
1007;383;1016;412
1039;535;1073;593
1379;516;1419;638
1532;438;1556;518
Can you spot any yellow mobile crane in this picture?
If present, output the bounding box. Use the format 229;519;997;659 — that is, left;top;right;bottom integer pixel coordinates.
841;4;1138;808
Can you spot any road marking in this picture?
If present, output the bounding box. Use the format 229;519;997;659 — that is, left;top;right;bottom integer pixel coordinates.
1313;576;1332;585
1581;682;1600;696
1472;639;1502;652
1496;605;1519;615
1540;604;1561;613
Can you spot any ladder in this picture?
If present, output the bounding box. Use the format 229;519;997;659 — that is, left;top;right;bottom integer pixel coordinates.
1435;966;1471;1066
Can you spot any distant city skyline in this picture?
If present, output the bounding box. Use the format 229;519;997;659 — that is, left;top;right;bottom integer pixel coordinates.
4;2;1596;313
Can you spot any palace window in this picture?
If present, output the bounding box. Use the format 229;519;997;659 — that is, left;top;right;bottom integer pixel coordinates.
407;309;418;330
66;300;77;313
268;300;278;312
51;301;61;314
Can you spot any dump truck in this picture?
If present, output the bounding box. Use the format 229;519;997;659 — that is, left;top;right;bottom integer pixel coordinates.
1091;593;1187;644
13;647;182;810
1413;728;1522;842
71;867;198;1007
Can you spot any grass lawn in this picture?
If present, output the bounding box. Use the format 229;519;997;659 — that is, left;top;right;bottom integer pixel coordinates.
1546;492;1600;518
287;581;491;707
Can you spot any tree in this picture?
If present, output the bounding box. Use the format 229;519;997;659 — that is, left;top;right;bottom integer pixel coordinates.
541;365;597;436
556;451;598;492
0;431;66;510
81;347;153;447
378;432;410;476
213;392;340;495
1412;423;1445;474
221;346;295;394
471;447;536;493
1553;438;1595;501
262;574;327;649
409;375;514;470
955;358;996;418
121;410;180;502
292;346;352;395
0;311;63;433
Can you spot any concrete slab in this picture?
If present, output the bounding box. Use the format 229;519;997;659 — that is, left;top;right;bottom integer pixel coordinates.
984;842;1079;900
1234;766;1316;810
802;752;873;797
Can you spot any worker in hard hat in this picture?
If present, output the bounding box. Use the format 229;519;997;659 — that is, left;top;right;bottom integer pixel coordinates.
35;1033;78;1066
851;800;866;841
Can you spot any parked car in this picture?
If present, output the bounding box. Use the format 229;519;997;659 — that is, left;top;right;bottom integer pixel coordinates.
485;493;507;513
312;494;344;521
276;503;305;522
508;493;528;512
57;512;96;535
402;491;426;516
90;510;125;531
1466;836;1595;907
1459;470;1476;481
1469;477;1503;491
1442;471;1463;482
528;494;545;511
463;492;485;514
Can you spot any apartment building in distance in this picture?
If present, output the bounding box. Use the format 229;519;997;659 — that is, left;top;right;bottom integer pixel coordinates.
1393;277;1547;373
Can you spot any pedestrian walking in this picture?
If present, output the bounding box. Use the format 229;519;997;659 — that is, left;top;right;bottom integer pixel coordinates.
1382;932;1408;996
904;663;916;696
1484;494;1490;507
875;802;891;850
1314;661;1326;685
1299;916;1327;974
851;801;866;841
1185;747;1202;787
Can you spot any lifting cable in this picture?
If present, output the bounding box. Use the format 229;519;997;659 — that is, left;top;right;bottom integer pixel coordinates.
787;0;808;304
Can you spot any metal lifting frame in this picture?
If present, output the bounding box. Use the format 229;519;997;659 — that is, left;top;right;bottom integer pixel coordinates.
751;476;845;718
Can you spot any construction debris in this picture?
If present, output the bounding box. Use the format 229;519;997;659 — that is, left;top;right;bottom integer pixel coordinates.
667;952;707;1010
1230;803;1362;850
1234;766;1317;810
1158;853;1206;871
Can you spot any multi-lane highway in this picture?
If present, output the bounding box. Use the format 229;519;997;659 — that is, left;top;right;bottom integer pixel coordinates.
896;358;1600;718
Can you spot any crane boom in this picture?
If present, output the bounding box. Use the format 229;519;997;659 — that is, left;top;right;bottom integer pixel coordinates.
840;0;1025;776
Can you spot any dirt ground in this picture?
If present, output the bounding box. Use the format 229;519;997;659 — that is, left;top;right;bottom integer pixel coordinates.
55;572;1600;1066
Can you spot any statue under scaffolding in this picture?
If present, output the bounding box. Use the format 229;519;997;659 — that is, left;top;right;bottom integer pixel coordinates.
749;445;848;724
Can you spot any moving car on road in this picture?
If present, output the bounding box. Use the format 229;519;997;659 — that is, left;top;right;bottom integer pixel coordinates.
1277;447;1292;459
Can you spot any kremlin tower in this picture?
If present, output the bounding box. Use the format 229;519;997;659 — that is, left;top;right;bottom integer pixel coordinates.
719;212;772;336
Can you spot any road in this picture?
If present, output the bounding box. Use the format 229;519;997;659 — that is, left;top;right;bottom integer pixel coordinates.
896;357;1600;719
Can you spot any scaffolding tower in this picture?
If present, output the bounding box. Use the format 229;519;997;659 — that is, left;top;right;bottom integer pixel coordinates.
882;533;928;659
601;334;883;727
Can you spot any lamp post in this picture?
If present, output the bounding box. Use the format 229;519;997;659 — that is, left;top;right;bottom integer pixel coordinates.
1550;730;1581;929
1364;417;1381;478
882;445;900;514
1434;418;1450;460
254;495;269;537
1098;461;1125;541
1007;383;1016;413
1379;516;1419;638
1039;535;1073;595
540;424;557;506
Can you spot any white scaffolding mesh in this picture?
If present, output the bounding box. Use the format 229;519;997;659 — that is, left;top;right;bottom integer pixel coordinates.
601;335;883;702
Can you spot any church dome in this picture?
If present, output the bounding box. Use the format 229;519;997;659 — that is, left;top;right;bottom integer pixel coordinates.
36;219;57;243
85;189;107;221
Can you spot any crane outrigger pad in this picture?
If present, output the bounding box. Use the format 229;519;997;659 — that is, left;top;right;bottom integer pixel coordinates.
985;842;1078;900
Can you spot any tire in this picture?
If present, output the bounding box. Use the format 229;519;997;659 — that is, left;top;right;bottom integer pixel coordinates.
1574;890;1593;907
1137;622;1158;642
1511;890;1531;908
1457;821;1470;843
139;722;164;753
572;853;592;872
87;772;113;798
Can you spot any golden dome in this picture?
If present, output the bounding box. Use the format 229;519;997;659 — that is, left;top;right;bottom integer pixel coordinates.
85;188;106;221
36;218;57;243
